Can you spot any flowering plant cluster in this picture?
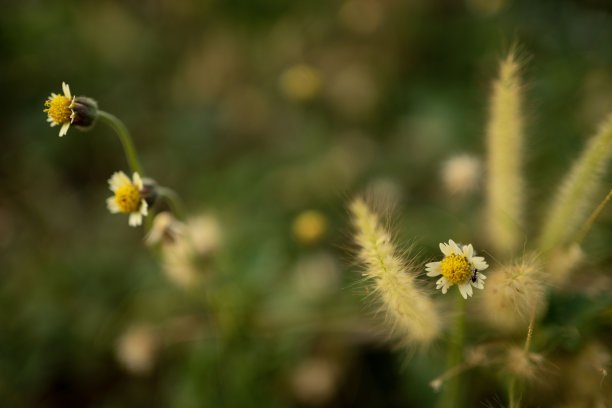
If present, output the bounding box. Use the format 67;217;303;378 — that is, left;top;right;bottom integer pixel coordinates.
44;81;184;229
350;48;612;408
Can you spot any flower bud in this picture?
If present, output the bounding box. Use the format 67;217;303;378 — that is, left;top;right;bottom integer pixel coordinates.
71;96;98;129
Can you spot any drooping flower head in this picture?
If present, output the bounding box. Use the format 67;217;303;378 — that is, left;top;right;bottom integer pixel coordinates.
106;171;148;227
426;239;488;299
44;82;76;137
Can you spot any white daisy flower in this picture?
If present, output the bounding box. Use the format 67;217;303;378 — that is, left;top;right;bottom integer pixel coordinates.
106;171;148;227
44;82;76;137
425;239;488;299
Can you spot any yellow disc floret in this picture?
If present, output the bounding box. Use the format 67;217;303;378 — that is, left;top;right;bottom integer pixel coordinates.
440;254;473;285
114;184;142;213
44;95;73;125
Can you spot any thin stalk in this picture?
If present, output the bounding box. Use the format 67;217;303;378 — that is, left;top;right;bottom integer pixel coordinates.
508;309;536;408
573;188;612;245
439;292;466;407
157;186;186;221
98;110;143;175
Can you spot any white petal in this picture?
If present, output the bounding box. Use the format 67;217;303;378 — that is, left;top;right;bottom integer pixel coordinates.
106;196;120;213
448;239;462;254
49;121;57;127
465;282;473;297
441;285;448;294
129;212;142;227
108;171;131;192
439;242;452;256
139;199;148;216
132;172;143;189
425;262;441;276
471;257;489;271
471;280;484;289
59;123;69;137
458;284;467;299
463;244;474;258
62;82;71;99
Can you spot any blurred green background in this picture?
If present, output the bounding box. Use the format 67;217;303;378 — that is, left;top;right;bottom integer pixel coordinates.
2;0;612;407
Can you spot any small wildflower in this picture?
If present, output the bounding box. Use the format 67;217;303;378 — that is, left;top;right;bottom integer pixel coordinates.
292;210;328;245
145;212;183;246
44;82;99;136
279;64;322;102
187;213;222;255
44;82;76;137
426;239;488;299
106;171;148;227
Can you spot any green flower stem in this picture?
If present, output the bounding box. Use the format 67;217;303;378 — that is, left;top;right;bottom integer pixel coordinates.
508;309;536;408
439;292;466;408
98;110;143;176
157;186;186;221
574;187;612;245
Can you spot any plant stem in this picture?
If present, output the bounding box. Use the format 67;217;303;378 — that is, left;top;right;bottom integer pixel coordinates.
439;292;466;407
508;309;536;408
98;110;143;176
573;188;612;245
157;186;186;221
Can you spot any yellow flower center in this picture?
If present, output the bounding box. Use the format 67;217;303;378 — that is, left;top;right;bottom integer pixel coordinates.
45;95;73;124
115;184;142;213
440;254;473;285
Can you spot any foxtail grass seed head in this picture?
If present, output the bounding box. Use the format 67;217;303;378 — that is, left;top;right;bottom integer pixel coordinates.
350;197;440;345
44;82;75;137
106;171;148;227
44;82;99;136
546;243;584;286
537;114;612;254
485;49;525;255
482;256;545;331
441;154;482;197
506;346;545;381
426;239;488;299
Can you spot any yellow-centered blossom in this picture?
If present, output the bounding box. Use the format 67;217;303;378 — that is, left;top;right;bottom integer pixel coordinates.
106;171;148;227
44;82;76;137
426;239;488;299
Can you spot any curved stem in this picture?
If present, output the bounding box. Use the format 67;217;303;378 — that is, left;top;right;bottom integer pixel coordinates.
157;186;186;221
98;110;143;176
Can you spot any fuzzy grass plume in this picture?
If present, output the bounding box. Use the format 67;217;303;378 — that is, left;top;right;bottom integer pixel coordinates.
485;48;525;255
481;255;545;332
538;115;612;254
349;197;440;346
